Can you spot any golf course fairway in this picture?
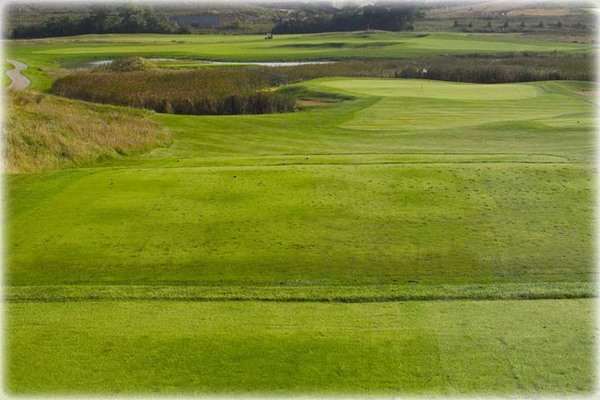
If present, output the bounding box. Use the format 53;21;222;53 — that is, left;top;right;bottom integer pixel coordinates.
5;77;595;394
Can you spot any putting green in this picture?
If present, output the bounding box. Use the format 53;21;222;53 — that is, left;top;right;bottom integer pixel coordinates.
305;79;589;132
315;79;541;100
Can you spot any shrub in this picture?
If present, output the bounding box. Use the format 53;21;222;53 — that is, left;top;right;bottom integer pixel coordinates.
104;56;157;72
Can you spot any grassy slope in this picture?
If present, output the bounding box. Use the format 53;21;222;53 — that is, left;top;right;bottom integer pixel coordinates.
5;91;172;173
6;78;596;394
6;31;593;91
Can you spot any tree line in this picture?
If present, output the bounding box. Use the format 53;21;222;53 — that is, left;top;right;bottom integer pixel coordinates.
9;5;189;39
272;3;425;34
9;2;425;39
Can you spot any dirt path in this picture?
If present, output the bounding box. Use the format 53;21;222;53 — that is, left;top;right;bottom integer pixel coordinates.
6;59;31;90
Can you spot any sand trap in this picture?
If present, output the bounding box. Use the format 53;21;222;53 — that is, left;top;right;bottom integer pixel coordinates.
297;99;332;106
577;90;599;96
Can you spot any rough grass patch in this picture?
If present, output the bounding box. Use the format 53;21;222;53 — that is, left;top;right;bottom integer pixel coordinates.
5;91;172;173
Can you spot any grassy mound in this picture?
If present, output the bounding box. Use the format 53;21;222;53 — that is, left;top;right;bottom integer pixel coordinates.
5;91;171;173
104;56;157;72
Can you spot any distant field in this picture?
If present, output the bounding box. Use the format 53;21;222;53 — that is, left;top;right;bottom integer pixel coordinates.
424;1;587;19
506;8;576;16
6;31;594;91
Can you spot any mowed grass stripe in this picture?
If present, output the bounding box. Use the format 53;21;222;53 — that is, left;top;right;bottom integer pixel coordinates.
5;282;595;303
6;299;594;394
7;163;593;286
98;153;575;170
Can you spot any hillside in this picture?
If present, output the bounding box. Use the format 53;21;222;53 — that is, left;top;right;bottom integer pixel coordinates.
5;91;171;173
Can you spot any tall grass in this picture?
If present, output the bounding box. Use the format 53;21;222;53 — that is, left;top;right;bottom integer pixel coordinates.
5;91;172;173
52;66;296;115
271;52;593;83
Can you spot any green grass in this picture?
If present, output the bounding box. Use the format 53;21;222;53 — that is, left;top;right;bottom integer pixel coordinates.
7;80;594;287
316;78;542;100
6;161;594;287
3;61;15;87
308;79;594;136
6;299;594;394
6;31;594;91
5;282;595;303
6;77;596;394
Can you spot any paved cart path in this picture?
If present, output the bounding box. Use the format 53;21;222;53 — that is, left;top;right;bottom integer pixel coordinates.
6;59;31;90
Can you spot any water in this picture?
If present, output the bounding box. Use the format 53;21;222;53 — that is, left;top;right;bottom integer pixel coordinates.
202;61;336;67
85;59;336;68
87;58;178;67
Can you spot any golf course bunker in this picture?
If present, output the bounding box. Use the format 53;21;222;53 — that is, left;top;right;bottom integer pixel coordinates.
317;79;541;101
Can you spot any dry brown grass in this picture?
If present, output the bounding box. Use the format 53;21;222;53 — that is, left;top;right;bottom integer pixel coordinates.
52;68;296;115
425;1;584;19
5;91;172;173
506;8;577;17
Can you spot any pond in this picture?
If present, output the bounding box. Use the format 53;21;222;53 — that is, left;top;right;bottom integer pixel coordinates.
84;59;336;69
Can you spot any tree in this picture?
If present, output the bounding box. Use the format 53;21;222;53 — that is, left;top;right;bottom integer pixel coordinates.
363;4;422;31
145;9;171;33
10;3;178;38
84;7;111;33
117;5;147;33
273;3;424;34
